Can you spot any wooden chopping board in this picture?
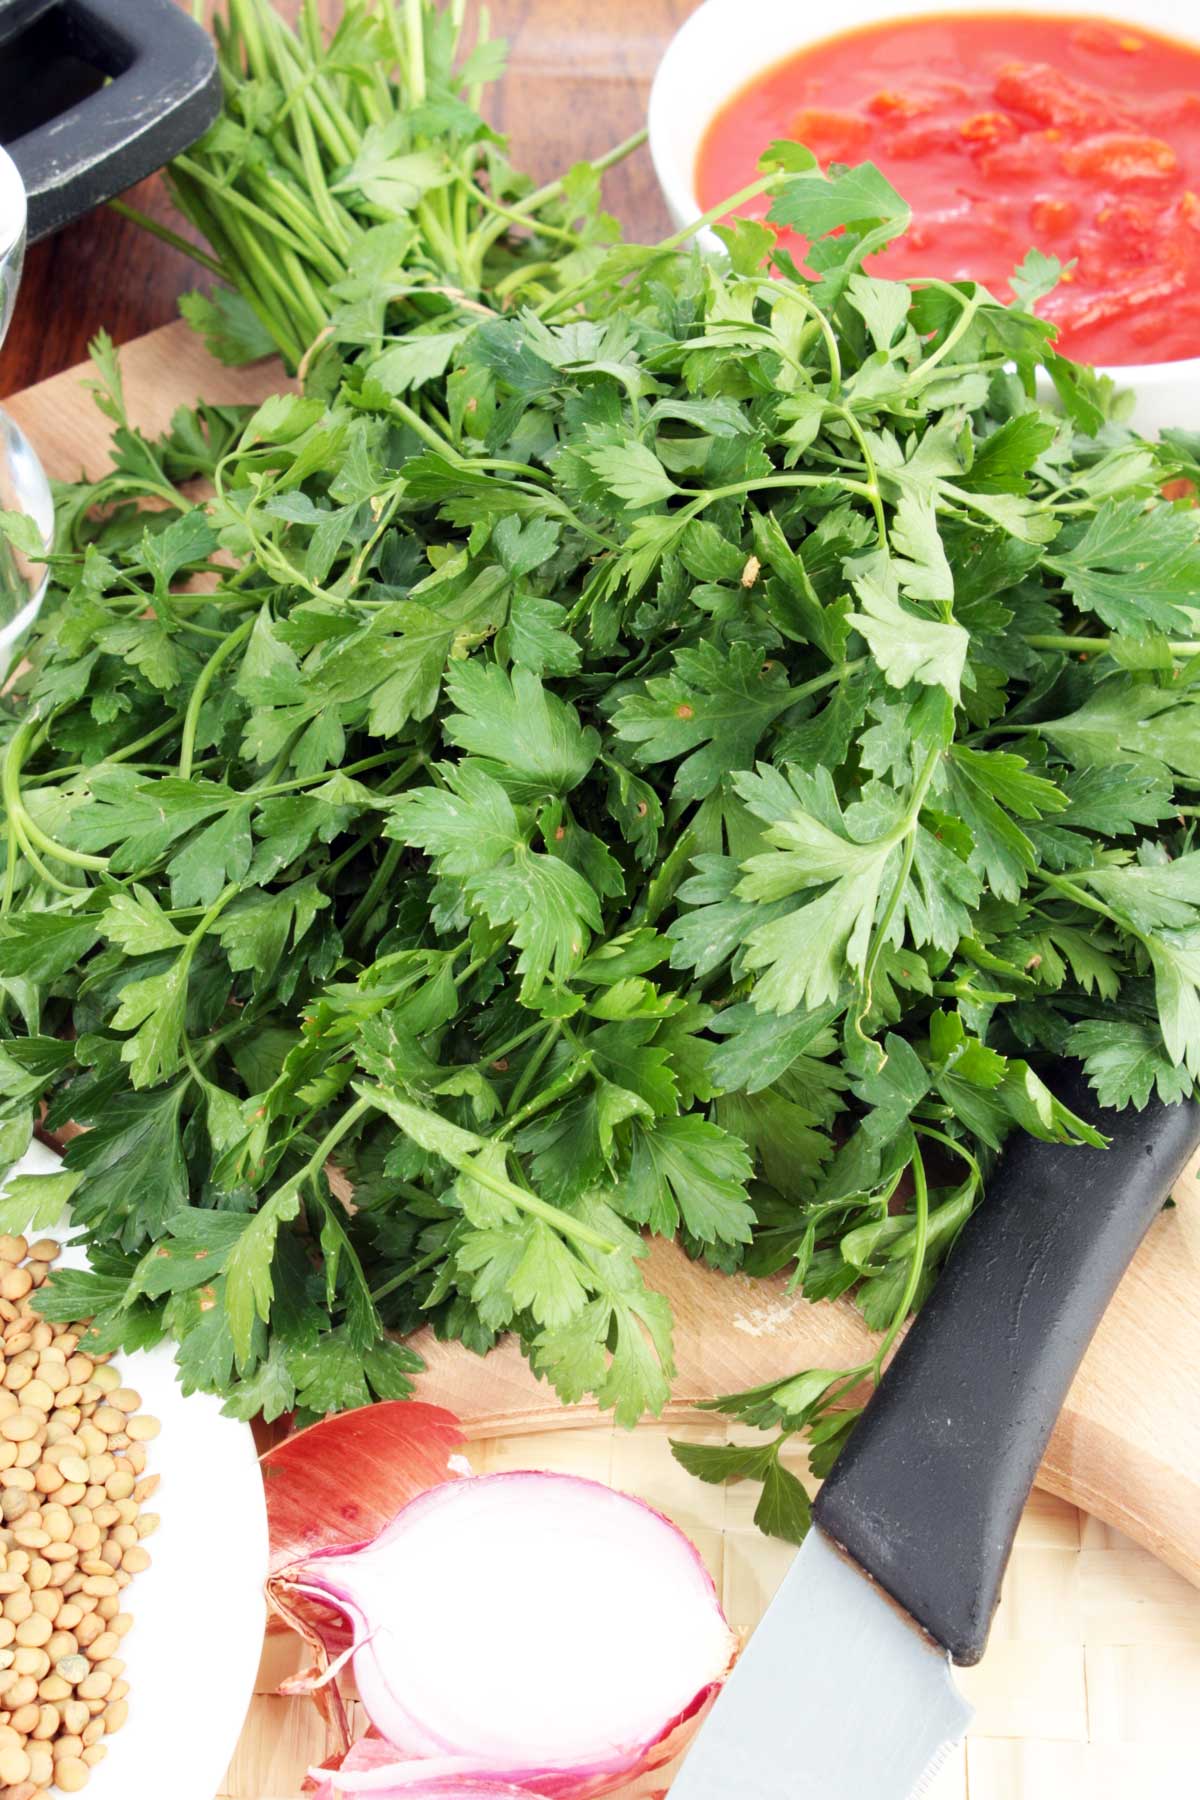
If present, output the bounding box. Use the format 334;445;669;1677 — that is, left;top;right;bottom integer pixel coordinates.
6;321;1200;1591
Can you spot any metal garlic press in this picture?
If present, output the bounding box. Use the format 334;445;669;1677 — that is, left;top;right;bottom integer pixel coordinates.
0;0;219;239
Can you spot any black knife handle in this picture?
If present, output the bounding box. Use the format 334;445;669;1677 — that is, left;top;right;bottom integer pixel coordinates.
812;1070;1200;1666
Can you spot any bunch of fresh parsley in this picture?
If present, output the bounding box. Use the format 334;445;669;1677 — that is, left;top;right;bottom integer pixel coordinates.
123;0;641;371
2;104;1200;1543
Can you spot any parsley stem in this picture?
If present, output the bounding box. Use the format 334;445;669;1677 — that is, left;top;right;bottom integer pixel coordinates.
656;173;782;256
1040;871;1123;927
828;407;888;546
387;397;459;458
178;616;255;781
14;837;77;897
343;840;405;945
500;1022;564;1120
899;283;982;391
208;205;311;363
534;168;785;324
293;1094;374;1192
259;19;354;236
84;475;191;514
180;1036;209;1095
1;721;108;886
355;1081;619;1254
690;471;878;509
469;127;649;262
106;201;228;278
788;657;866;702
873;1139;930;1379
1026;633;1200;657
463;180;582;247
22;712;189;784
471;458;550;482
454;1154;617;1252
171;154;330;267
492;262;559;304
789;299;843;397
474;1020;546;1070
914;1124;983;1189
11;809;106;874
452;952;491;988
636;823;702;928
250;750;405;800
183;882;241;965
855;743;941;1040
405;0;427;104
249;172;350;280
496;1056;592;1138
370;1244;446;1303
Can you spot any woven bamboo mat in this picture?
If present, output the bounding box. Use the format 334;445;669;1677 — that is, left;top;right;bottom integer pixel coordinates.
217;1421;1200;1800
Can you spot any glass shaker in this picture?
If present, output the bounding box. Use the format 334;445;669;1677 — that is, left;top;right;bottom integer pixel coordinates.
0;142;53;676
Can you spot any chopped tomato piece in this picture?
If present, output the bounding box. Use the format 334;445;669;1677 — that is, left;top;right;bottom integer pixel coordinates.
787;108;872;163
993;61;1124;131
1093;198;1163;244
885;122;968;161
867;89;932;120
975;135;1053;182
1030;197;1077;237
1061;133;1177;181
960;111;1017;146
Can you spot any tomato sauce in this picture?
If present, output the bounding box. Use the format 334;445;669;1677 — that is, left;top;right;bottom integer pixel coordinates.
695;13;1200;366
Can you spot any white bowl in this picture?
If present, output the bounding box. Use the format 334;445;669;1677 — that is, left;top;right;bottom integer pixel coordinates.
648;0;1200;433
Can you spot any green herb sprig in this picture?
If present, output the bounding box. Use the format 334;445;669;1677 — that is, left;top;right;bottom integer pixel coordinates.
121;0;642;370
3;50;1200;1538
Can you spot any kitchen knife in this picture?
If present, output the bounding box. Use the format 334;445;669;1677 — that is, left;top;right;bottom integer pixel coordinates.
671;1070;1200;1799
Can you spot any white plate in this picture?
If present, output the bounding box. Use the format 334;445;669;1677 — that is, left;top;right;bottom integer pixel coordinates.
0;1139;268;1800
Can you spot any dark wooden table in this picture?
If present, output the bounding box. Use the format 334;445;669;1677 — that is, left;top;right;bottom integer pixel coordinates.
2;0;690;393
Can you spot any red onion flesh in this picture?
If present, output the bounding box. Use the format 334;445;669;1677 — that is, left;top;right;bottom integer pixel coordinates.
316;1782;547;1797
313;1745;546;1800
285;1471;735;1798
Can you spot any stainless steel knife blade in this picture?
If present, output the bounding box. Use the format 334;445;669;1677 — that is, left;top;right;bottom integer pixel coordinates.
670;1527;973;1799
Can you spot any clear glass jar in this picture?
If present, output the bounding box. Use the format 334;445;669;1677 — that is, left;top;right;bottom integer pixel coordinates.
0;142;53;676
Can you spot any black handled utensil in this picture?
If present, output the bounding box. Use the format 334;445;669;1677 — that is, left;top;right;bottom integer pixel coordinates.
0;0;219;239
671;1069;1200;1799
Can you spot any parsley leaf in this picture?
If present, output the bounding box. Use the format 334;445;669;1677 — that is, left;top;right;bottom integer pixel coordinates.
1037;680;1200;780
1045;499;1200;636
443;663;599;798
612;642;796;799
623;1116;755;1246
847;552;968;703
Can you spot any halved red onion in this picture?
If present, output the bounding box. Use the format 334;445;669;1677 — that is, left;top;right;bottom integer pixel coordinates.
281;1471;735;1798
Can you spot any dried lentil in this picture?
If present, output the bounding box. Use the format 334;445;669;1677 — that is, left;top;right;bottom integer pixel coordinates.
0;1240;158;1791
